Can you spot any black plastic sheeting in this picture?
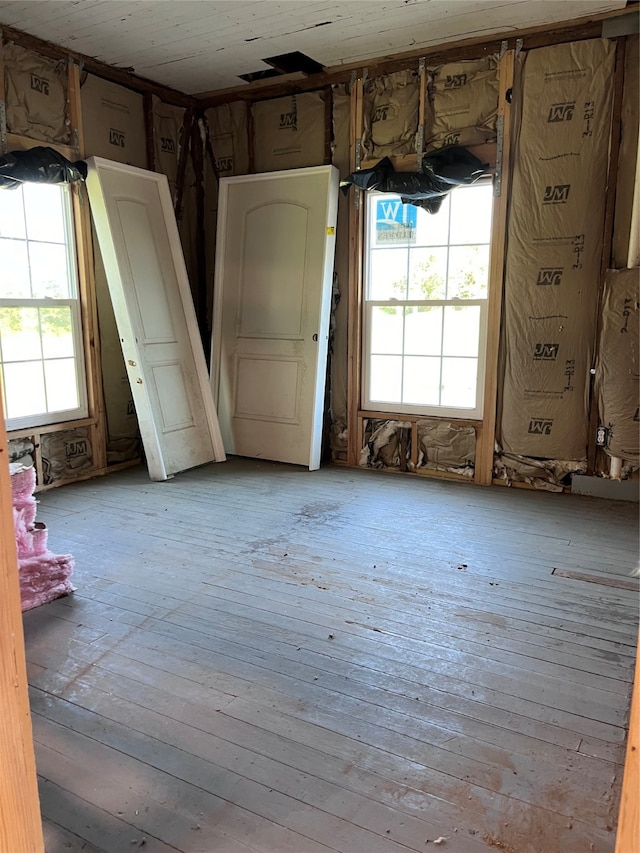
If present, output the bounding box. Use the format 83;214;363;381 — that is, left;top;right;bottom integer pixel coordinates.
340;144;489;213
0;146;87;190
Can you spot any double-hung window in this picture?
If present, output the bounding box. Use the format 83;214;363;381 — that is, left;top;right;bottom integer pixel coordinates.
364;182;493;418
0;183;87;429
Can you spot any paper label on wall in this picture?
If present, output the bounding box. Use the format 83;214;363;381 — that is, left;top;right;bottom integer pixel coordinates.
499;39;615;460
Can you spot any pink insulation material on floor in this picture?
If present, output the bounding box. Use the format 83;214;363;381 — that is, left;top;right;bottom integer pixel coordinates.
10;465;75;612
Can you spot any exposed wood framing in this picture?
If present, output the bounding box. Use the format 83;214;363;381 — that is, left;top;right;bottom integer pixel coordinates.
359;452;472;483
9;417;97;440
67;57;83;153
615;631;640;853
358;409;480;428
346;74;364;466
33;431;44;487
475;48;515;486
247;102;256;173
68;59;107;472
613;34;640;268
0;30;7;154
1;23;193;107
143;92;156;172
191;114;208;340
197;8;632;106
417;57;426;166
174;106;193;220
587;38;626;474
410;421;419;468
0;405;44;853
324;84;333;165
360;142;497;173
71;184;107;472
5;131;76;161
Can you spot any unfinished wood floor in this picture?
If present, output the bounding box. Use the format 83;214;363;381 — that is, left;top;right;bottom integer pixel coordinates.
24;459;639;853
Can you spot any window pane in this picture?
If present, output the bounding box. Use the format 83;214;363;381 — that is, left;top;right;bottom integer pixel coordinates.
365;182;489;416
3;361;46;418
369;355;402;403
0;238;31;297
44;359;79;411
23;184;66;243
0;307;41;361
449;184;493;244
403;356;440;406
414;195;450;246
447;245;489;299
370;306;403;354
29;241;71;298
368;249;408;300
408;248;447;300
441;357;477;408
0;189;26;239
40;306;75;358
442;305;481;357
405;306;442;355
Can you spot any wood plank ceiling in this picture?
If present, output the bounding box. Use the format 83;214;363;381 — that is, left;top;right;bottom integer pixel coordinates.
0;0;628;94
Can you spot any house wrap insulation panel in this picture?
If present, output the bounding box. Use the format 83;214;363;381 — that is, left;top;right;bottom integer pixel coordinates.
596;267;640;461
252;92;325;172
426;56;498;151
499;39;615;460
416;420;475;475
362;70;420;161
81;74;147;167
41;427;93;484
206;102;250;179
4;42;70;144
151;96;184;186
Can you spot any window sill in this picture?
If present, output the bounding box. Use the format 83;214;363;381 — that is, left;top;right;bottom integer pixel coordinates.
359;408;482;426
8;415;96;439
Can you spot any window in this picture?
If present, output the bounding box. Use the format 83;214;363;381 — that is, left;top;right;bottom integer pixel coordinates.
0;183;87;429
363;182;493;418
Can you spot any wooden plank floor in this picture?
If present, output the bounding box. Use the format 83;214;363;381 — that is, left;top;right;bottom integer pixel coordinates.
24;458;639;853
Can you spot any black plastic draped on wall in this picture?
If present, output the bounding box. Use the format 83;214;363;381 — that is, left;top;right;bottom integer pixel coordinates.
0;146;87;190
340;144;489;213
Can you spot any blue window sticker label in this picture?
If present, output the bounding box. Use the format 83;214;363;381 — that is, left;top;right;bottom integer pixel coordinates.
375;198;417;244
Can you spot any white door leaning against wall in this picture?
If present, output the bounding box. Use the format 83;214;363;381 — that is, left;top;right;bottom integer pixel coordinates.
212;166;339;470
86;157;225;481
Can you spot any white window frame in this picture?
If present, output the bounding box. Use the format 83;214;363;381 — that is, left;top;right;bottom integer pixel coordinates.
0;183;88;431
362;185;492;420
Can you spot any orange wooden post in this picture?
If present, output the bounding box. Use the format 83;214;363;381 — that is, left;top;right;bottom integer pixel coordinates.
0;391;44;852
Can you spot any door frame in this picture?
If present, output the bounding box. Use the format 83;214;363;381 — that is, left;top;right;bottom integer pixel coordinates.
211;165;339;470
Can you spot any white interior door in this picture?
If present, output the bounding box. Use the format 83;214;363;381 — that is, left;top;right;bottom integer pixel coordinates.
86;156;225;481
212;165;339;470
